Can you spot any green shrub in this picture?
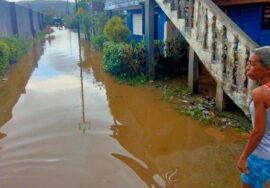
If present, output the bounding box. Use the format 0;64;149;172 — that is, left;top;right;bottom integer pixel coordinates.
63;15;73;28
103;41;147;85
103;42;134;75
92;34;109;51
1;35;27;63
103;16;130;43
154;40;165;58
118;73;147;86
133;41;146;69
165;34;188;62
0;41;10;75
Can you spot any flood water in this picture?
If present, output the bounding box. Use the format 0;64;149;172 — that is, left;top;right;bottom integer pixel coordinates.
0;28;252;188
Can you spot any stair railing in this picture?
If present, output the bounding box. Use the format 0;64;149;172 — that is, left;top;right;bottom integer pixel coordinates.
157;0;259;115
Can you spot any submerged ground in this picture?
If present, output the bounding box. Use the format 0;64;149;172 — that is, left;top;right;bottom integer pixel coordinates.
0;28;267;188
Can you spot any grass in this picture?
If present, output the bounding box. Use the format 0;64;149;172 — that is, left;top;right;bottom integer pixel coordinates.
117;73;147;86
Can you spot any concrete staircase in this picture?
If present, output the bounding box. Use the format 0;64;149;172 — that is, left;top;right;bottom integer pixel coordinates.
155;0;259;116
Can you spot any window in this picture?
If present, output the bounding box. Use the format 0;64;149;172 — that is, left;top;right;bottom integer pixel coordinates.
262;5;270;29
132;14;143;35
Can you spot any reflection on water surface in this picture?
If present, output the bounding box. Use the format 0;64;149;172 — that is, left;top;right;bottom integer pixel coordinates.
0;28;249;188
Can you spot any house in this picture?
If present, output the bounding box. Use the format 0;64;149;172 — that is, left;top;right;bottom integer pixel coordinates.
104;0;179;41
104;0;269;116
213;0;270;46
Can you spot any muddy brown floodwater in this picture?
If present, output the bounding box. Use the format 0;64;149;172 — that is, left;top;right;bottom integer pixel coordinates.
0;28;265;188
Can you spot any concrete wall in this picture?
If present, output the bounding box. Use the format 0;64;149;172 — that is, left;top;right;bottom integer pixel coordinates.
0;1;45;40
0;1;13;36
16;5;33;40
33;12;41;34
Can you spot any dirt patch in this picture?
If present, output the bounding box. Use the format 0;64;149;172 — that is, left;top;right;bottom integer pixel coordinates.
147;75;252;133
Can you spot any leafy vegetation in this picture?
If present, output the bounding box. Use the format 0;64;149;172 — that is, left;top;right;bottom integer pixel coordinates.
162;86;189;100
92;34;109;51
68;0;108;41
0;41;10;75
180;106;211;125
102;41;147;85
118;73;147;86
103;16;130;43
67;2;187;86
0;29;49;76
1;36;27;64
90;12;108;37
155;35;188;78
102;33;188;84
103;42;135;75
165;35;188;63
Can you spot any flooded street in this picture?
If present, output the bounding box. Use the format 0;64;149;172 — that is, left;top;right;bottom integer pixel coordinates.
0;28;249;188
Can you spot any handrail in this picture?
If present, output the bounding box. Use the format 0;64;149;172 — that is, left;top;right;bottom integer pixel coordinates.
156;0;260;115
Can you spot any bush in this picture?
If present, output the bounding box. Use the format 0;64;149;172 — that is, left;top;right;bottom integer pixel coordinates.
92;34;109;51
118;73;147;86
165;35;188;62
102;40;165;77
103;42;134;75
0;41;10;75
132;41;146;73
1;35;27;64
103;16;130;43
154;35;189;77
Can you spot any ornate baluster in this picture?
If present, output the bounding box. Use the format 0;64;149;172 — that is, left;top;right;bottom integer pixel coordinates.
243;49;249;89
176;0;181;18
232;37;239;90
222;25;228;77
195;1;203;40
224;30;236;90
211;15;217;61
171;0;176;10
184;0;189;26
235;44;249;93
187;0;194;27
179;0;185;18
195;0;201;40
203;8;208;49
170;0;175;10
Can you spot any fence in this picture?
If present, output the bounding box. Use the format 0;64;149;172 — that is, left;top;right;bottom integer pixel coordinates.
0;1;48;40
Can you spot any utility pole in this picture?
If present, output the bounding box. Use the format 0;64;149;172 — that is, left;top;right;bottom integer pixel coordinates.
66;0;70;16
145;0;155;81
75;0;80;39
75;0;78;12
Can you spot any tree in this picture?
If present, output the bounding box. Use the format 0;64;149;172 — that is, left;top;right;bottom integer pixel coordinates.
78;0;91;12
103;16;130;43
